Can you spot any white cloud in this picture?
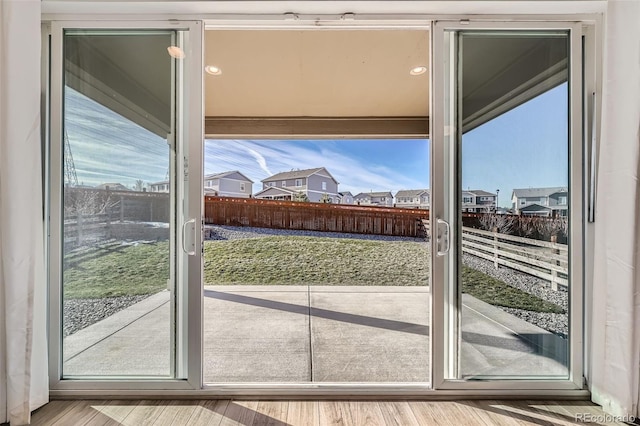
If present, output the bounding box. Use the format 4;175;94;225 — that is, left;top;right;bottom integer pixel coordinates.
204;139;428;195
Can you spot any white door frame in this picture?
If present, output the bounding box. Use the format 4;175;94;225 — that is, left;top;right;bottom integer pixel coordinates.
47;20;203;392
431;20;585;391
45;12;596;397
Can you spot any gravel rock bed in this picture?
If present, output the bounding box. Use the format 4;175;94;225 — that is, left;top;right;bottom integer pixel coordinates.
205;225;424;243
64;294;149;337
462;253;568;338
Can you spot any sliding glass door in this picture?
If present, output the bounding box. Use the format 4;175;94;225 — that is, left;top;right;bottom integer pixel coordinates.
48;22;202;386
45;17;589;395
432;22;583;388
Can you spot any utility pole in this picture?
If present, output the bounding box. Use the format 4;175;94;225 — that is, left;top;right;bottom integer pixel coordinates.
63;130;78;187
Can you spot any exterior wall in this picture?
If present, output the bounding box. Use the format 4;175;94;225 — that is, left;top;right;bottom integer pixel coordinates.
355;194;392;206
204;178;220;193
461;192;476;207
307;173;339;202
515;195;553;212
513;193;570;215
476;196;495;206
253;187;294;200
264;177;307;191
150;183;169;193
354;196;371;205
371;195;393;206
339;194;354;204
218;177;252;198
549;192;568;207
396;194;430;209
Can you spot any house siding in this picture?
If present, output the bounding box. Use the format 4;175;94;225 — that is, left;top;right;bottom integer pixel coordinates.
205;172;253;198
218;178;251;197
307;174;339;202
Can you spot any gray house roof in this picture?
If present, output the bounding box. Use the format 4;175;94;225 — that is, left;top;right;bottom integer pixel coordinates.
204;170;253;183
512;187;568;198
253;186;297;197
396;189;429;198
339;191;353;197
95;183;130;191
262;167;338;184
520;203;551;212
469;190;495;197
354;191;393;199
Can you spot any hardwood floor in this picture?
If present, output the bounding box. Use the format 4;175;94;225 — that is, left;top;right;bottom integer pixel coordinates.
23;399;628;425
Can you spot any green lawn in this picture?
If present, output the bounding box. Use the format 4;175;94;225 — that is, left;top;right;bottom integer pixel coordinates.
63;241;169;299
204;236;429;286
462;266;565;314
62;235;564;315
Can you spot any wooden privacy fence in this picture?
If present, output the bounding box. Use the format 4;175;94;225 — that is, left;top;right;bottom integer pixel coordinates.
64;187;170;222
64;188;170;248
64;213;111;247
461;226;568;290
205;196;429;237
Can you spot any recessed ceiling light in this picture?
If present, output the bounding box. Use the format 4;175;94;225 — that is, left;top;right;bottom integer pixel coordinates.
167;46;185;59
410;66;427;76
205;65;222;76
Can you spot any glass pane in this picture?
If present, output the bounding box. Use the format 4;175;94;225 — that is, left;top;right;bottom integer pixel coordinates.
455;31;570;378
61;30;176;377
202;139;430;383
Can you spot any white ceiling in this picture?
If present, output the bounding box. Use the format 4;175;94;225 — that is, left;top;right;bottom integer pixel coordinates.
204;30;430;118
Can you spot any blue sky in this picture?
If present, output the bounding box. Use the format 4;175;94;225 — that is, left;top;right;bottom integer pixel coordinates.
66;83;568;207
461;83;569;206
204;139;430;196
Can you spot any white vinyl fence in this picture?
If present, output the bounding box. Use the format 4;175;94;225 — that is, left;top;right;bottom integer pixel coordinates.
461;226;568;290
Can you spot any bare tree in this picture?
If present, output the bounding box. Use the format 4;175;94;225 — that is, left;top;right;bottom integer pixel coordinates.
64;189;117;217
516;216;537;238
133;179;145;192
534;216;568;241
478;210;516;234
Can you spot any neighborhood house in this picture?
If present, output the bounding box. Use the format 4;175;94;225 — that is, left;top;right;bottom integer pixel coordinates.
338;191;354;204
511;187;568;217
204;171;253;197
461;190;497;213
395;189;430;209
254;167;340;202
354;191;394;207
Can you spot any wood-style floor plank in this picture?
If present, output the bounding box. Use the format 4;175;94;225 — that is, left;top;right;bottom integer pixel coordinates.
351;401;386;426
186;399;230;426
30;400;83;426
219;400;259;426
29;399;629;426
410;401;463;426
151;401;199;426
87;400;140;426
286;400;319;426
118;400;167;426
455;400;520;426
527;400;621;426
47;400;104;426
318;401;356;425
252;401;289;425
377;401;420;426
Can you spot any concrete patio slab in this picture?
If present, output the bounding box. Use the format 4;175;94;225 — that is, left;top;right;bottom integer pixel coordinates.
460;294;568;378
64;291;171;376
309;289;430;382
61;285;568;382
203;287;311;383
